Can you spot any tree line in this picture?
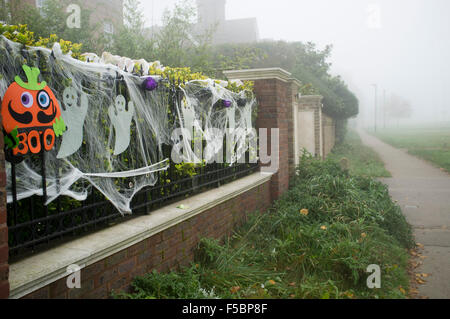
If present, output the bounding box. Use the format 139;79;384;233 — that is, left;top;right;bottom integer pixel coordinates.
1;0;359;125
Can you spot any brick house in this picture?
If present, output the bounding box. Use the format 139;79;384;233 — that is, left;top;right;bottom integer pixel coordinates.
5;0;123;35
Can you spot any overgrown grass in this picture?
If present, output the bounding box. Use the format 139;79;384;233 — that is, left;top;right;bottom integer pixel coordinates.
328;130;391;178
115;154;414;300
375;126;450;173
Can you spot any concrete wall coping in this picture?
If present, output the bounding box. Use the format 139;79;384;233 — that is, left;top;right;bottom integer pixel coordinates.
224;68;293;82
289;78;303;88
299;95;324;103
9;172;273;299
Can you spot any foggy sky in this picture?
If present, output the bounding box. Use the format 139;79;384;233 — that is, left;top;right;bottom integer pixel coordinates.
141;0;450;125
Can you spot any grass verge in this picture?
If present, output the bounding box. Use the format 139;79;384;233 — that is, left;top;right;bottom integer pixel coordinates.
374;126;450;173
328;130;391;178
115;153;414;300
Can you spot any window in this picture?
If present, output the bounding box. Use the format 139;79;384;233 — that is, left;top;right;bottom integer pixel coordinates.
35;0;48;16
35;0;47;8
104;22;114;35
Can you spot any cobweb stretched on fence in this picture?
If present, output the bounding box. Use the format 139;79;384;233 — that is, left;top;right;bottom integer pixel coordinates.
0;36;256;215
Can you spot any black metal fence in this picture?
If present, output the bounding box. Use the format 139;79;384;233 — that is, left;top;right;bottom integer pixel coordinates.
5;70;259;259
7;154;259;259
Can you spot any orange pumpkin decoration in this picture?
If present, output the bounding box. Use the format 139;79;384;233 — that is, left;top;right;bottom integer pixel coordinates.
1;65;66;158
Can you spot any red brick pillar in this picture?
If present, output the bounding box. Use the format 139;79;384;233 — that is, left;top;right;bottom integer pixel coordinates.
0;115;9;299
224;68;300;200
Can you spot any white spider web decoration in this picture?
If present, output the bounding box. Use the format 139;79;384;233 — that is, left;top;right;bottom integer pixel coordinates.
0;36;256;215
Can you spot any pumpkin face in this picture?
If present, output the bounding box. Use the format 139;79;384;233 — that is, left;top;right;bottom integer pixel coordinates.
1;65;66;158
1;82;61;133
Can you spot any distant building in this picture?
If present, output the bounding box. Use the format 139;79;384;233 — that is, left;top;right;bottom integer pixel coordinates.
8;0;123;35
195;0;259;45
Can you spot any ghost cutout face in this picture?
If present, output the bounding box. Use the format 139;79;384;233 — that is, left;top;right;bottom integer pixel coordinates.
108;95;135;156
57;86;89;159
114;95;127;113
63;87;78;108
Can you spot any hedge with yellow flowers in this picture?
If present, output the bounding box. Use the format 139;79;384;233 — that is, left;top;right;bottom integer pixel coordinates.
0;23;253;94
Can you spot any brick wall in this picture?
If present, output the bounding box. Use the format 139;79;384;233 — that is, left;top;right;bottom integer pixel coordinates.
13;0;123;30
253;79;292;200
0;115;9;299
1;69;292;299
21;180;272;299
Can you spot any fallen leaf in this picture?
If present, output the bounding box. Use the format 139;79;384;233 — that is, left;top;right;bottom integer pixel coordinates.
300;209;309;216
417;243;424;249
320;225;327;230
267;280;276;285
344;291;354;298
416;278;426;285
288;282;296;287
399;287;406;295
230;286;241;294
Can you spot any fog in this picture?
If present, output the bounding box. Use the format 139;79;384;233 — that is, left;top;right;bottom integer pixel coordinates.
142;0;450;126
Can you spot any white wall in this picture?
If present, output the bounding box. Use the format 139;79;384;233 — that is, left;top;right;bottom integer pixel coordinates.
297;111;316;156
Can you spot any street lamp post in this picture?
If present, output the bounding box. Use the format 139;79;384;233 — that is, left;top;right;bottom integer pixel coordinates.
372;84;378;132
383;89;386;129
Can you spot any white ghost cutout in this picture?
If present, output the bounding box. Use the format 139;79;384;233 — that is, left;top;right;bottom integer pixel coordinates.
181;98;195;136
57;86;89;159
108;95;135;156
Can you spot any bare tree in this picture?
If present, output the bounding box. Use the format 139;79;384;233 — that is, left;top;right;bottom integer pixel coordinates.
386;94;413;127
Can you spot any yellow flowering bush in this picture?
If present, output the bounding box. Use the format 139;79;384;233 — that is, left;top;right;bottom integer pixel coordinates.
1;23;253;94
1;24;84;60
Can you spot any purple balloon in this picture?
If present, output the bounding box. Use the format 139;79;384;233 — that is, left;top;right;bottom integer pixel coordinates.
223;100;232;108
143;77;158;91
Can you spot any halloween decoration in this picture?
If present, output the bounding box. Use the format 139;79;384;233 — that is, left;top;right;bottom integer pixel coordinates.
0;34;255;215
226;103;236;129
57;85;89;159
181;97;195;135
143;77;158;91
223;100;232;108
1;65;65;159
243;103;253;130
108;95;135;156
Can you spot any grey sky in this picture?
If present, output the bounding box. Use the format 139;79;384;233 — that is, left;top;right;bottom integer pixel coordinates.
141;0;450;124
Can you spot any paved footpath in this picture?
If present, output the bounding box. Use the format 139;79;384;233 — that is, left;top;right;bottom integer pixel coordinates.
357;129;450;299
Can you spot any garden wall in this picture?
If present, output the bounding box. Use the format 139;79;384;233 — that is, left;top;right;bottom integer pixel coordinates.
322;114;336;159
1;68;300;299
297;95;324;158
19;174;272;299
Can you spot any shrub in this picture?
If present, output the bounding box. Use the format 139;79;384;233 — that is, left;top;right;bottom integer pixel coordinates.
117;153;415;299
